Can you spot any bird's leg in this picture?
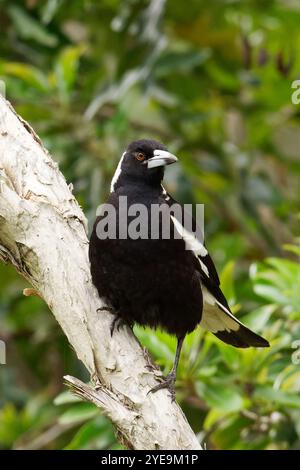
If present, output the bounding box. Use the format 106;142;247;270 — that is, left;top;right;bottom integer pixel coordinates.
149;335;185;402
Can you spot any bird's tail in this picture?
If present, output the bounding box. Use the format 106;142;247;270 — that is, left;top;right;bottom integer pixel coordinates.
214;321;269;348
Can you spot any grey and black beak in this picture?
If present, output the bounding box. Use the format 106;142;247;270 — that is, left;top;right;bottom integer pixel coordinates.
146;149;178;169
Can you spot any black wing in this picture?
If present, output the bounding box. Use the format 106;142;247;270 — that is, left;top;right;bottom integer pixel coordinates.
163;191;269;348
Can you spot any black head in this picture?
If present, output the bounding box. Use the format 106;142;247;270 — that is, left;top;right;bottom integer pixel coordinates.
110;139;178;192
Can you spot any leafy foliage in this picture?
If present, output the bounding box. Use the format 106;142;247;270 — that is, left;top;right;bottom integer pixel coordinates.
1;0;300;450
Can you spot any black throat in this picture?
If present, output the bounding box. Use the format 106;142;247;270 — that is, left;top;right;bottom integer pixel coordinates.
113;168;165;194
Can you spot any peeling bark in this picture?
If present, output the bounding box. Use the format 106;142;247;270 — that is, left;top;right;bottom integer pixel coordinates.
0;95;201;450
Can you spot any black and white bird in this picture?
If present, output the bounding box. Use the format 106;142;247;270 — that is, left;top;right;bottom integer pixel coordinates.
89;139;269;399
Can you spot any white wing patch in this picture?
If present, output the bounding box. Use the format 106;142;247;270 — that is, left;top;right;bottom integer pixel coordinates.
200;287;240;333
199;260;209;277
110;152;126;193
171;215;207;257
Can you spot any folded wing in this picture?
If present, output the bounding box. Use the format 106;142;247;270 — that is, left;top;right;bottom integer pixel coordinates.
165;193;269;348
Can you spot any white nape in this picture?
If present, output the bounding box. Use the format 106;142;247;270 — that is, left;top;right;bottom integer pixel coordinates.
110;152;126;193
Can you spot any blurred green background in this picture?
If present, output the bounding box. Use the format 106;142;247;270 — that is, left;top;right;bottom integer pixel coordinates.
1;0;300;450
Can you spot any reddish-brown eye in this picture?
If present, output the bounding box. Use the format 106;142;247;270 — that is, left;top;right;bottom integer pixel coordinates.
135;152;145;162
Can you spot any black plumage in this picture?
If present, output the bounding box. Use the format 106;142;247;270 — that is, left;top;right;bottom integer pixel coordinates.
89;139;269;399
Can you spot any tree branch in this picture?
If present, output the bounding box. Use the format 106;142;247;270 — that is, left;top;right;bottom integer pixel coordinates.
0;95;201;450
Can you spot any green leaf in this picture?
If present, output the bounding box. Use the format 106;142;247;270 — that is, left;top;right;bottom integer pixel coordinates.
8;6;58;47
54;391;81;406
64;416;114;450
41;0;63;24
253;284;289;305
54;45;85;98
283;244;300;257
155;49;211;76
267;258;300;284
241;305;276;331
220;260;235;305
59;403;98;425
216;341;241;370
134;326;175;364
254;386;300;410
0;404;32;447
196;381;246;413
1;63;49;91
212;415;252;450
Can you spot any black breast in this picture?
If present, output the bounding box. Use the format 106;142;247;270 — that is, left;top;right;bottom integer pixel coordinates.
89;187;203;337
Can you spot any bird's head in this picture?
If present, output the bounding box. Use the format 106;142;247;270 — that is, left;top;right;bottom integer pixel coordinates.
110;139;178;192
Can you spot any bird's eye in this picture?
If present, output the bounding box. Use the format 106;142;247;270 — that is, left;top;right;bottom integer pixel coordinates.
135;152;145;162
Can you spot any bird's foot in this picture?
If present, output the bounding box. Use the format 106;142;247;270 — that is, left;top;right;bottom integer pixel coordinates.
96;307;126;336
149;371;177;402
97;305;133;337
97;305;115;315
110;316;132;337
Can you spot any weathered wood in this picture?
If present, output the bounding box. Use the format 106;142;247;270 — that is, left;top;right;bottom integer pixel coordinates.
0;95;201;450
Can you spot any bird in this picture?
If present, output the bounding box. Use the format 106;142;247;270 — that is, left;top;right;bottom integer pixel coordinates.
89;139;269;400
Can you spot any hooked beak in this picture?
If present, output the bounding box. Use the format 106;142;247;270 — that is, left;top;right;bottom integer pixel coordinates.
146;149;178;169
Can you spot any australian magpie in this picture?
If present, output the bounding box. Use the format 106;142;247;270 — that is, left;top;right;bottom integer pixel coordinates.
89;139;269;400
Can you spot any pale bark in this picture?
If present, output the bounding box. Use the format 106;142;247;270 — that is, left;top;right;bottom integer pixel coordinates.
0;95;201;450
